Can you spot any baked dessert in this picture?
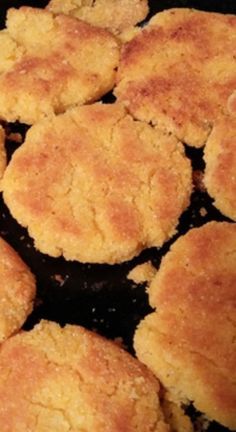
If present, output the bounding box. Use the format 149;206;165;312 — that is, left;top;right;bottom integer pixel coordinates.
2;103;192;263
134;222;236;430
47;0;149;37
0;319;170;432
0;236;36;342
0;6;120;124
204;116;236;221
115;8;236;147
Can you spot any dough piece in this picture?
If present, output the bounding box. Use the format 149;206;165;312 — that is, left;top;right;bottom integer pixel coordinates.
0;6;120;124
0;236;36;342
0;319;169;432
47;0;149;36
134;222;236;430
115;8;236;147
2;103;192;263
204;116;236;220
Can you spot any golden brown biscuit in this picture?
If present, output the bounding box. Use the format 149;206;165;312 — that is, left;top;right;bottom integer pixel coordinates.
0;126;6;191
0;319;170;432
115;8;236;147
204;116;236;220
2;103;192;264
0;236;36;342
47;0;149;36
134;222;236;430
0;6;120;124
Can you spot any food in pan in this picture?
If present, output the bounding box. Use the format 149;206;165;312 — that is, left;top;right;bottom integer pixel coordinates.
0;125;6;190
0;236;36;342
0;319;170;432
134;221;236;430
47;0;149;36
204;116;236;221
0;1;235;431
115;8;236;147
0;6;120;124
2;102;192;264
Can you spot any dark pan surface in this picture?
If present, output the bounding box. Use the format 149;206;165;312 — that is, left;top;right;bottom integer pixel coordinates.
0;1;235;431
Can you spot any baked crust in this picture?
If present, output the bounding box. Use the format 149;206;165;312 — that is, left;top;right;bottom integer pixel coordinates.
0;7;120;124
47;0;149;36
115;8;236;147
2;103;192;263
204;116;236;221
135;222;236;430
0;236;36;341
0;320;169;432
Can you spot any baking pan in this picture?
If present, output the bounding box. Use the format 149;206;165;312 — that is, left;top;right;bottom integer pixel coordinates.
0;1;235;431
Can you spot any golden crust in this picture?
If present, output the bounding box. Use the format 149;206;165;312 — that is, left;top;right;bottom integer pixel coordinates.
115;8;236;147
2;103;192;264
0;236;36;342
0;126;6;191
0;7;120;124
227;90;236;116
127;261;156;284
47;0;149;36
160;391;193;432
134;222;236;430
0;320;169;432
204;116;236;221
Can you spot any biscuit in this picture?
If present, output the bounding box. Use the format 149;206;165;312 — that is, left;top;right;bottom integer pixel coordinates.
0;126;6;190
134;222;236;430
0;319;170;432
0;7;120;124
2;103;192;264
0;236;36;342
115;8;236;147
47;0;149;36
204;116;236;221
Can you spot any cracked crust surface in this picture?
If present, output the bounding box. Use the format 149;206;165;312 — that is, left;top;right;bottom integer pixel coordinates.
204;116;236;221
115;8;236;147
2;103;192;264
0;126;6;190
0;236;36;342
0;6;119;124
47;0;149;36
134;222;236;430
0;320;170;432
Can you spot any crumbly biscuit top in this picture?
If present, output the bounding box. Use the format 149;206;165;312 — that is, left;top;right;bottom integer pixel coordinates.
204;116;236;221
149;222;236;364
47;0;149;35
136;222;236;429
0;6;120;124
0;236;36;342
2;103;192;264
115;8;236;147
0;320;169;432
